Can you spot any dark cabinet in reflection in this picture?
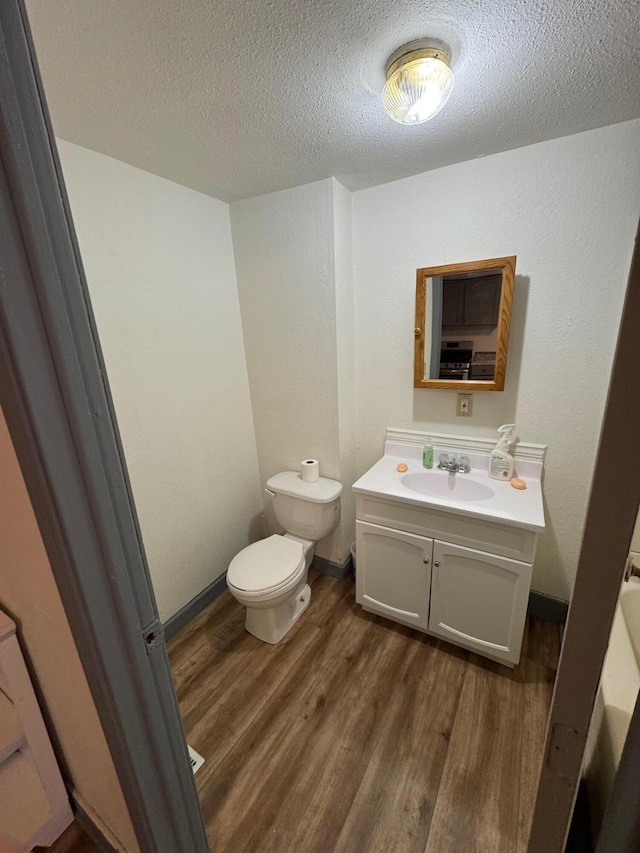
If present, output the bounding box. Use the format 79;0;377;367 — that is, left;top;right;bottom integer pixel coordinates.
442;280;463;326
442;274;501;328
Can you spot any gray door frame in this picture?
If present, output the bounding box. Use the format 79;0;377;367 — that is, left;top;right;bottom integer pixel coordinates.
0;2;209;850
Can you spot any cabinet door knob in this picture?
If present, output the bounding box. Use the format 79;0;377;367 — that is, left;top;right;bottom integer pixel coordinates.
434;560;440;567
423;557;430;564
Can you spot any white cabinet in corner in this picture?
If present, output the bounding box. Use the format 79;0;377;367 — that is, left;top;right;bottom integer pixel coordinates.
428;540;532;664
356;521;431;630
352;432;546;667
354;509;538;666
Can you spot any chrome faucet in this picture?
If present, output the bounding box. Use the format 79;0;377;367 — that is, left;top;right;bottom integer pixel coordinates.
438;454;471;474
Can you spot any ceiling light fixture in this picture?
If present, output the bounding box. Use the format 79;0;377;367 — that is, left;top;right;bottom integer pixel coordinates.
382;40;454;125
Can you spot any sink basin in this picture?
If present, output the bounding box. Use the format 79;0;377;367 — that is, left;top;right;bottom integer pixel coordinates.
401;472;495;502
352;434;545;533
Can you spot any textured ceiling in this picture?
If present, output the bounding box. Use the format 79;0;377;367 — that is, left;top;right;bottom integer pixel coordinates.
26;0;640;202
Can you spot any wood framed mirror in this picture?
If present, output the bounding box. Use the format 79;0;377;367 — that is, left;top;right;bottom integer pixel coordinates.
414;256;516;391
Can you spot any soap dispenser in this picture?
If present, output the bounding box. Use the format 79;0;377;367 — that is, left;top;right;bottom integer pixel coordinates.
422;437;434;470
489;424;516;481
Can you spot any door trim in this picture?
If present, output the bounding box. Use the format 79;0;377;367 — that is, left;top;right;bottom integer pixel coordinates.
0;2;209;850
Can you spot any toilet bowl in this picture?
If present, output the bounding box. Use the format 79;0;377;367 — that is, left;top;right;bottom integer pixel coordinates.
227;534;312;644
226;471;342;644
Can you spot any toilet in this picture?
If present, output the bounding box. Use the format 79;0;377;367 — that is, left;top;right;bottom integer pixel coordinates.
226;471;342;644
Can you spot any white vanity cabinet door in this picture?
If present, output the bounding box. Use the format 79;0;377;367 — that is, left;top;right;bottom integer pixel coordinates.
356;521;432;630
428;540;532;665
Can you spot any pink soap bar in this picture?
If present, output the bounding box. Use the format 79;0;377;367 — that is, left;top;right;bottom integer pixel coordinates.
511;478;527;490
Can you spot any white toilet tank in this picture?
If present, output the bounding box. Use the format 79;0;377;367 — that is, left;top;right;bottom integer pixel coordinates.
266;472;342;541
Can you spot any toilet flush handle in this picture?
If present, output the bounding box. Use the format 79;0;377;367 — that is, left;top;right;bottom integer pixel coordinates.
264;488;275;498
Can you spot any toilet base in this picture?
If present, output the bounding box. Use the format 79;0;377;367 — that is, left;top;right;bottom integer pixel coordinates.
245;582;311;644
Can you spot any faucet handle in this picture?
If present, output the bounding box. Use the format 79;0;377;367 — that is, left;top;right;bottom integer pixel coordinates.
459;455;471;473
437;453;449;470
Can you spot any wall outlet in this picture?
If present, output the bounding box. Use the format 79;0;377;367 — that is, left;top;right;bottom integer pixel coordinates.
456;393;473;417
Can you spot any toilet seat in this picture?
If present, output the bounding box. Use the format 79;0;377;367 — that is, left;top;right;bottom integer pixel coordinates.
227;534;305;596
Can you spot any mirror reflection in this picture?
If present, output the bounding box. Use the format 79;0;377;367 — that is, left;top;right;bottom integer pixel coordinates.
415;257;515;391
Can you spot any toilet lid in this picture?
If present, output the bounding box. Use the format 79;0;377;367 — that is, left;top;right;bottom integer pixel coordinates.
227;535;304;593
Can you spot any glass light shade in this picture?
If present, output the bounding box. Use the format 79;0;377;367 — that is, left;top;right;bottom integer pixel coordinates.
382;54;454;125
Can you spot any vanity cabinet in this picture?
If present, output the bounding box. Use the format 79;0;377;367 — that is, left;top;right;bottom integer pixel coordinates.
356;522;431;630
428;540;532;662
355;500;536;666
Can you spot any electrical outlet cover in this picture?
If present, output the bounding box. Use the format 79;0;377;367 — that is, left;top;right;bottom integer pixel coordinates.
456;393;473;417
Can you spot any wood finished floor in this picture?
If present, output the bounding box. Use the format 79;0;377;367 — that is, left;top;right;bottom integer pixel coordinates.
168;572;560;853
36;822;98;852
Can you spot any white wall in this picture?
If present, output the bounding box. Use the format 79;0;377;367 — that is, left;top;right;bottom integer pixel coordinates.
353;120;640;600
231;178;355;563
332;179;357;559
58;140;263;621
56;120;640;605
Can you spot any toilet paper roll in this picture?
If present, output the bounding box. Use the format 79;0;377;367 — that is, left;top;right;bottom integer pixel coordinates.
301;459;320;483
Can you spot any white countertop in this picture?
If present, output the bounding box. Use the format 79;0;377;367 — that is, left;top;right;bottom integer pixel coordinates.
352;440;545;533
